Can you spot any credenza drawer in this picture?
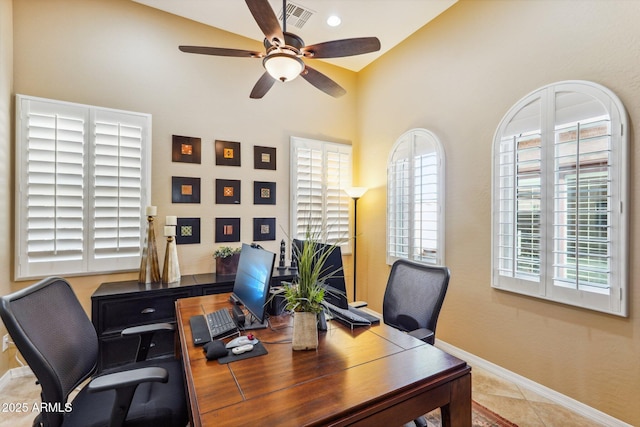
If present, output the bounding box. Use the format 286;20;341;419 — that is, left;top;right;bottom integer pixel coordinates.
99;291;191;332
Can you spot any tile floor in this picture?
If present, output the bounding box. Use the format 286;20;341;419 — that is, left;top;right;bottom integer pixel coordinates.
0;363;605;426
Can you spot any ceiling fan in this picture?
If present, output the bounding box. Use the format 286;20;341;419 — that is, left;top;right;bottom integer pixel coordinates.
178;0;381;99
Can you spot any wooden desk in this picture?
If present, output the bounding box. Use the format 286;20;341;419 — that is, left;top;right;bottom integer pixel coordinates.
176;294;471;427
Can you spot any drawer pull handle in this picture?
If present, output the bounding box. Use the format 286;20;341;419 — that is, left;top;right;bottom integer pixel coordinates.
141;308;156;314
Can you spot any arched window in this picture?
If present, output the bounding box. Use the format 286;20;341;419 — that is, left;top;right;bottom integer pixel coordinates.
387;128;445;265
492;81;628;316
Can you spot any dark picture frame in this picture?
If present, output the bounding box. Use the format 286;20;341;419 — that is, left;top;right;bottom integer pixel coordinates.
172;135;201;164
253;217;276;241
215;179;241;204
254;145;276;170
176;217;201;245
215;218;241;243
172;176;201;203
215;140;241;166
253;181;276;205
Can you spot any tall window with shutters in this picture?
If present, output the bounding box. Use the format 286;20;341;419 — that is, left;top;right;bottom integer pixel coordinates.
15;95;151;280
492;81;628;316
290;137;351;248
387;129;445;266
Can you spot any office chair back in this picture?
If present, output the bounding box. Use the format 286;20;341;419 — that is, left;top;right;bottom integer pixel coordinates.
0;277;98;427
382;259;450;345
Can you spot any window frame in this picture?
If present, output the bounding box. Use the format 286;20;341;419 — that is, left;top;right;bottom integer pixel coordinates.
289;136;352;250
15;95;152;280
386;128;446;266
491;80;628;316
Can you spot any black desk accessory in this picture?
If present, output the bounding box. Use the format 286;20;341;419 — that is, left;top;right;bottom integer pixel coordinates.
190;315;211;346
203;340;228;360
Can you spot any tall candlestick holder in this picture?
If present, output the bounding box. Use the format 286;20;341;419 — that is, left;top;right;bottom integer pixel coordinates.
139;215;161;284
162;233;181;284
277;239;287;271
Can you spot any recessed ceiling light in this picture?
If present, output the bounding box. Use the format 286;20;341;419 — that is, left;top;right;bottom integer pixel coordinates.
327;15;341;27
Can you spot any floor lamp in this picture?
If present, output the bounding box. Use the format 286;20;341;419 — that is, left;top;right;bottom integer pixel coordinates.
345;187;367;302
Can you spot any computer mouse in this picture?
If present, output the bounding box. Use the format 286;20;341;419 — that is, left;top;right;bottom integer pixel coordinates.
231;344;254;355
226;335;258;349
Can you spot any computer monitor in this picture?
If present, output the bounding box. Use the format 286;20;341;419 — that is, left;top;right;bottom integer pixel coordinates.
232;243;276;329
292;239;348;309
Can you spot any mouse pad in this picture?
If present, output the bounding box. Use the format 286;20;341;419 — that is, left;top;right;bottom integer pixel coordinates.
218;342;268;364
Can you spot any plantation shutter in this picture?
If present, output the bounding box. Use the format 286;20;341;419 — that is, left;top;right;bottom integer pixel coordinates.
91;110;148;271
387;129;445;266
17;99;88;278
325;148;350;244
492;81;627;316
16;95;151;280
290;137;352;247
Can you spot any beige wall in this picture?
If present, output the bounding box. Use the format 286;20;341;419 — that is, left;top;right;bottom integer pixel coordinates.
356;0;639;424
6;0;357;363
0;0;14;374
4;0;640;424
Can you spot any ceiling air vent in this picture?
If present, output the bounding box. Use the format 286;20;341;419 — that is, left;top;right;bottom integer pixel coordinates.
278;1;314;29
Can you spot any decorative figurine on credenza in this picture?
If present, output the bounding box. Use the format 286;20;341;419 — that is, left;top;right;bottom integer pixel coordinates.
162;216;181;284
139;206;161;284
289;240;298;273
277;239;288;271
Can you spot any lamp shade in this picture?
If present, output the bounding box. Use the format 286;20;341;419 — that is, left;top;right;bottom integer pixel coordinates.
345;187;368;199
263;53;304;82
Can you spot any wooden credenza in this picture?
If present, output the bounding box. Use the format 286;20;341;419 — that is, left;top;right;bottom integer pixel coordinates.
91;271;295;371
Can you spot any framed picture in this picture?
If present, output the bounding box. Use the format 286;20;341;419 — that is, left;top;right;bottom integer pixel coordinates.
215;179;241;204
253;181;276;205
172;176;201;203
215;218;240;242
172;135;201;164
215;140;241;166
254;146;276;170
176;217;201;245
253;217;276;241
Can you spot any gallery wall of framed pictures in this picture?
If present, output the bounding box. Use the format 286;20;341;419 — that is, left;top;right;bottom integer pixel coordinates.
169;134;279;248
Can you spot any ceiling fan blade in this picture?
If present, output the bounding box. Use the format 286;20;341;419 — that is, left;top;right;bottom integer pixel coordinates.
179;46;263;58
301;37;381;59
250;72;276;99
301;65;346;98
245;0;285;46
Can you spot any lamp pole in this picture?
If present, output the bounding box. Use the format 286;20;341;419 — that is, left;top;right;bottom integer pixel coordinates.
345;187;367;302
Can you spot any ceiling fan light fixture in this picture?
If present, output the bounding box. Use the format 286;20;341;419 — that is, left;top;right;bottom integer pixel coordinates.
263;52;304;82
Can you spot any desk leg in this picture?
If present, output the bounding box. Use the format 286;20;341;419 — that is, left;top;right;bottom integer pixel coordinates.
441;372;472;427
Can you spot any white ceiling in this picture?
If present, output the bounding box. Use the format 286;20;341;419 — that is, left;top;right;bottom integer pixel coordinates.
132;0;457;71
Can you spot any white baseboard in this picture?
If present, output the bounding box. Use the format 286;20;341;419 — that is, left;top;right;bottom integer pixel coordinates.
0;366;34;392
435;339;632;427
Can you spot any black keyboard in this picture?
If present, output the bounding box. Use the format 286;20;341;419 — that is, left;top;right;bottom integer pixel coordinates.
206;308;238;339
323;302;380;327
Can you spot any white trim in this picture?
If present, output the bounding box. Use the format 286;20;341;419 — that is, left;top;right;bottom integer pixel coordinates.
435;339;632;427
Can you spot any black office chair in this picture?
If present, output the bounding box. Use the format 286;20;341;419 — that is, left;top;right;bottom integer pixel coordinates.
0;277;188;427
382;259;450;345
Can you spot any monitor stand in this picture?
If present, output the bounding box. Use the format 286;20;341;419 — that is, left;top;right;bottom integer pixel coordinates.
241;314;268;330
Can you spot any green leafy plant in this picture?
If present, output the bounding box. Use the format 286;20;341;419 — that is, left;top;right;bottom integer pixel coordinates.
279;229;344;314
213;246;241;259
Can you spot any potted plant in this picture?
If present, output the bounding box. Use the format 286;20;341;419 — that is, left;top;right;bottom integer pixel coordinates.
279;231;343;350
213;246;241;275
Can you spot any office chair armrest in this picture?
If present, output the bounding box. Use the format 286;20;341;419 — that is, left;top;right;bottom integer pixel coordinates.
88;367;168;427
121;323;175;362
407;328;434;344
121;322;175;336
88;366;168;392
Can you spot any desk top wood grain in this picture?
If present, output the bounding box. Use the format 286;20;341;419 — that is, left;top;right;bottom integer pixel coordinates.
176;294;471;427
